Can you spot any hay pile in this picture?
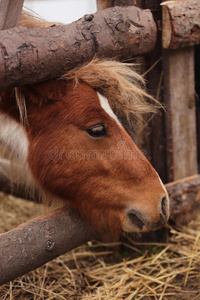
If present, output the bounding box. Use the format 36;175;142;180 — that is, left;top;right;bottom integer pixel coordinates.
0;192;200;299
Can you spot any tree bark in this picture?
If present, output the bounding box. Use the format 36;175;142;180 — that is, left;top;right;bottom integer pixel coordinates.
0;207;97;286
162;0;200;49
0;6;156;91
166;174;200;224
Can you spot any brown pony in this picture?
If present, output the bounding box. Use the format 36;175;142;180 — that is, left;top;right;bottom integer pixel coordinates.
0;12;169;240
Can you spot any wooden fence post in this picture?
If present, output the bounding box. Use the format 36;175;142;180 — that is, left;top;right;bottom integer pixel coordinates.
162;0;198;181
140;0;168;182
163;47;198;181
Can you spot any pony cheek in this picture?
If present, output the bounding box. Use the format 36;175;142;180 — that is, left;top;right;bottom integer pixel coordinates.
72;195;124;241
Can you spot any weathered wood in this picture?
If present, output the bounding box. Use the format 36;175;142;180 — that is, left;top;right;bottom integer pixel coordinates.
163;47;198;181
0;0;24;30
166;174;200;224
0;208;97;285
0;6;156;91
137;0;168;182
162;0;200;49
195;45;200;173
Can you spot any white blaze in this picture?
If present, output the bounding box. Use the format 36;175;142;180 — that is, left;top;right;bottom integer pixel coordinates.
97;92;121;126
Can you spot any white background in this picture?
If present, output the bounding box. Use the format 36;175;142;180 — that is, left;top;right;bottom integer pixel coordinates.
24;0;97;24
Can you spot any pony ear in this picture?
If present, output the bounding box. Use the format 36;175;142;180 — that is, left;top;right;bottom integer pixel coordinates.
18;80;65;105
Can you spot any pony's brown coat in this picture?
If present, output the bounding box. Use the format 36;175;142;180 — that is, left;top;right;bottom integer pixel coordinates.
0;11;169;240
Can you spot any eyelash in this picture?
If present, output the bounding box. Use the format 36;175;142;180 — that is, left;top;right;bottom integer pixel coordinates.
86;124;107;138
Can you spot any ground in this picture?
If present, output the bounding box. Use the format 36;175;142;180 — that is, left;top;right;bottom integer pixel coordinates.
0;192;200;300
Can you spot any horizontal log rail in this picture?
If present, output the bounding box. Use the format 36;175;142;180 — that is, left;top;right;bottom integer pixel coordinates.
0;172;200;285
0;6;156;91
166;174;200;224
0;207;97;286
162;0;200;49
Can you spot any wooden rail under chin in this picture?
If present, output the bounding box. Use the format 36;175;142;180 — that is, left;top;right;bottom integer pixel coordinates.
0;169;200;286
0;208;97;286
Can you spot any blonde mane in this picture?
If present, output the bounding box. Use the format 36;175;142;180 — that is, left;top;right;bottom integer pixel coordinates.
17;11;159;122
63;59;159;120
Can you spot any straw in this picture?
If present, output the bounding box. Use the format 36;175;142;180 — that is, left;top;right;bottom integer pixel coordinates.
1;191;200;299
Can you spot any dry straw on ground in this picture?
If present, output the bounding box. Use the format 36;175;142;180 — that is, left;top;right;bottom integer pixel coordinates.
0;192;200;300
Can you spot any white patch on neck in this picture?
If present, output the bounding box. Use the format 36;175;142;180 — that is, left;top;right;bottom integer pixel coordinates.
0;113;28;163
97;92;121;126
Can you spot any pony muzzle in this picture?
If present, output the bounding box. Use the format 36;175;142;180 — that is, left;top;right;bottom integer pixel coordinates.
124;194;169;233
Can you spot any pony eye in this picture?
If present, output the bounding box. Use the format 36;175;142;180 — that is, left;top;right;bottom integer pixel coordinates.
86;124;107;138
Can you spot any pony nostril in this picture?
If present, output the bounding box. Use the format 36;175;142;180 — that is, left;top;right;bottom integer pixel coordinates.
127;212;144;230
160;196;168;224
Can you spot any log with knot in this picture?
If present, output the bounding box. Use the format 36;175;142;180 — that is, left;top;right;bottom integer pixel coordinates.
0;6;156;91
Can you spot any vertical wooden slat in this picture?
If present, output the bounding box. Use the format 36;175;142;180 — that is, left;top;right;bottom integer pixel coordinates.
139;0;168;182
163;47;198;181
0;0;24;30
195;45;200;173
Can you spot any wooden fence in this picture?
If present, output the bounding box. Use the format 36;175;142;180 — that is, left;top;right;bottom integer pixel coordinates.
0;0;200;285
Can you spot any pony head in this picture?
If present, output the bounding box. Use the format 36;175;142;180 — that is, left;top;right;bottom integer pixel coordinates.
1;59;169;240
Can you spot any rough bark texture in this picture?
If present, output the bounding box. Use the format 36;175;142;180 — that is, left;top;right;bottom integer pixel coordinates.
0;208;97;286
162;0;200;49
0;173;200;285
0;6;156;91
163;47;198;181
166;174;200;224
0;0;24;30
